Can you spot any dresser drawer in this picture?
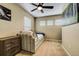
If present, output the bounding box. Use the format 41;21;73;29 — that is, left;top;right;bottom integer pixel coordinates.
4;39;12;44
4;40;20;48
5;45;20;51
4;43;12;48
11;38;19;42
5;46;20;56
0;36;21;56
4;38;19;44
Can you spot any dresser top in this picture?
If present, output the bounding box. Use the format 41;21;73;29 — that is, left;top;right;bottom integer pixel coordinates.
0;36;18;41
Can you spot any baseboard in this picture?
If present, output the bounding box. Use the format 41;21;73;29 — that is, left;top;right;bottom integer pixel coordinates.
45;39;62;43
62;45;71;56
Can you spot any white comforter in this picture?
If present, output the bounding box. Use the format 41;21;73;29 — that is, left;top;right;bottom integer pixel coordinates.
37;34;44;40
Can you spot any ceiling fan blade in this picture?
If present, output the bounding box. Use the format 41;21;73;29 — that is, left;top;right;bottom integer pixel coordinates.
39;3;44;6
41;3;44;5
31;8;37;12
41;10;44;13
39;3;41;5
31;3;38;7
42;6;54;9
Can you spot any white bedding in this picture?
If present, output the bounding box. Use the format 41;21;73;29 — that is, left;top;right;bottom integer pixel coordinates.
35;34;44;50
35;34;44;42
37;34;44;40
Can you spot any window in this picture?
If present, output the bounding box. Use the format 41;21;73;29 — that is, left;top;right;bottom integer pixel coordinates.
40;20;45;26
47;20;53;26
66;18;77;25
24;16;31;31
55;19;65;25
55;18;77;26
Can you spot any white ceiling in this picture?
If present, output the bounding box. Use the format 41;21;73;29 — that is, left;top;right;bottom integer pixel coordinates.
19;3;69;17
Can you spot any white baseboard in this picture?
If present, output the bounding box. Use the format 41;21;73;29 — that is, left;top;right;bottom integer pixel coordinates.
62;45;71;56
45;39;61;42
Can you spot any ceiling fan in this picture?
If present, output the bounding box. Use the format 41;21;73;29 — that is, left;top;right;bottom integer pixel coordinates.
31;3;54;13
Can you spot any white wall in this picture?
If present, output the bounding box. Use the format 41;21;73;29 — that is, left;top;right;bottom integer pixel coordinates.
62;23;79;55
0;3;34;38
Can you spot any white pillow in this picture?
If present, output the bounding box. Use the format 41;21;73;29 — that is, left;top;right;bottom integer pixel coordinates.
37;34;43;40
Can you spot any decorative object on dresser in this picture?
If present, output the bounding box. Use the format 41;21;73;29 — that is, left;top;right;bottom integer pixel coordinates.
0;36;21;56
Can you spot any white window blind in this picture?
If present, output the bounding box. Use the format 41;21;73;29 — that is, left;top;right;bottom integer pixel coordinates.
24;16;31;31
40;20;45;26
47;20;53;26
55;19;65;25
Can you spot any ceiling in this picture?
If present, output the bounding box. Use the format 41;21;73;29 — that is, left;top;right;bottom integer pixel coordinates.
19;3;69;17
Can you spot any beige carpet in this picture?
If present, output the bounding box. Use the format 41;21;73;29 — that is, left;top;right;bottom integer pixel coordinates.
16;40;68;56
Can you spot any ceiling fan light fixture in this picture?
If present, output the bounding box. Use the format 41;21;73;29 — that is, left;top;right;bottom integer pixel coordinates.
31;3;54;13
37;6;42;10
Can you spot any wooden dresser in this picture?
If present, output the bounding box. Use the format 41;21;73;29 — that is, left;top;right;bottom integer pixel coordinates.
0;36;21;56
